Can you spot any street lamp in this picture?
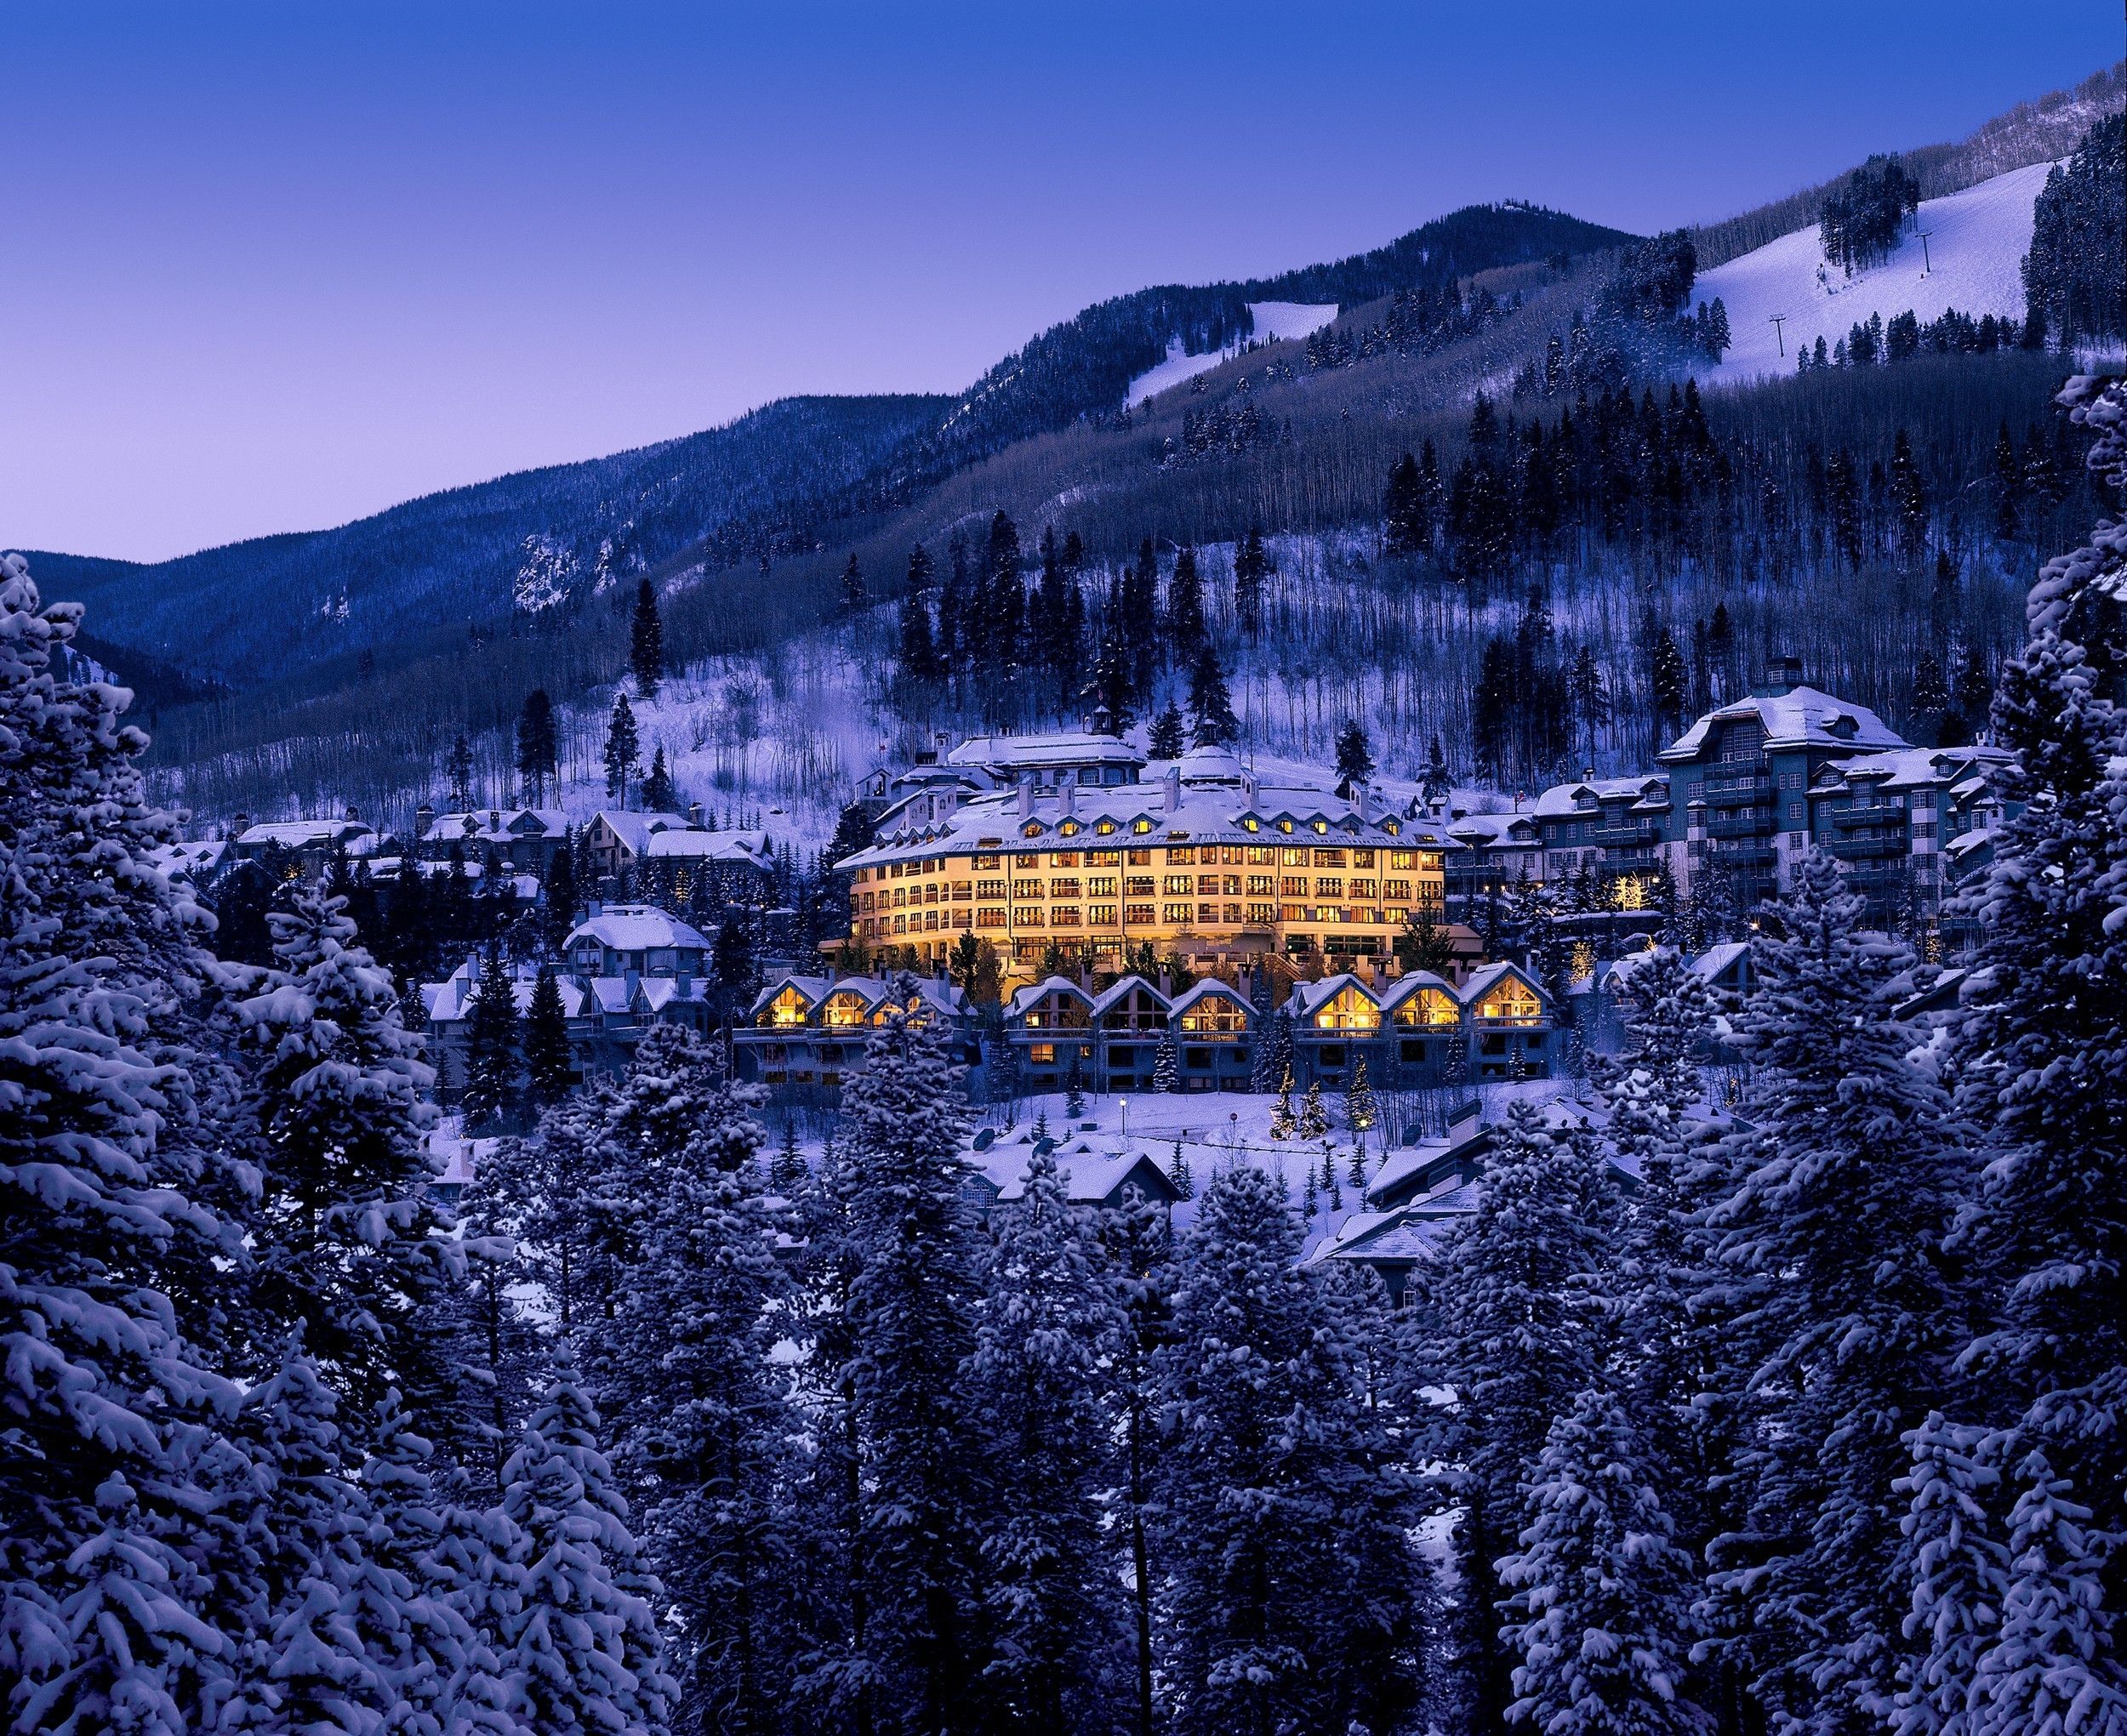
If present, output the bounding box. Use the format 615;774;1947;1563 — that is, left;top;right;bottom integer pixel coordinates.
1120;1097;1129;1143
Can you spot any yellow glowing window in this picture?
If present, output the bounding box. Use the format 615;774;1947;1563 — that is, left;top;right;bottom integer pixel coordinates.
1314;987;1381;1031
1059;820;1081;836
1133;818;1152;833
822;992;869;1028
1242;817;1259;831
1394;989;1459;1027
760;988;810;1029
1095;819;1116;834
1478;980;1544;1024
1023;823;1043;838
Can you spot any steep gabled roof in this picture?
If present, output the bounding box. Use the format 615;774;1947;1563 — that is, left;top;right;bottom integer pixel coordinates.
1659;686;1907;762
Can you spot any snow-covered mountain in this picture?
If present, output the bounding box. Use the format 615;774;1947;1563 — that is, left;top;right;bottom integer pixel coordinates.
1126;302;1340;406
1692;160;2053;384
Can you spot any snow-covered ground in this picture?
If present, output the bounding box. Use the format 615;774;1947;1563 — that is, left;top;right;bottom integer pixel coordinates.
1691;160;2056;385
1126;300;1338;406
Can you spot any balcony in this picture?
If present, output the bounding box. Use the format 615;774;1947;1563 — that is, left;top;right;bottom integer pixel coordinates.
1589;819;1664;845
1709;843;1777;868
1708;812;1772;839
1705;778;1771;809
1601;847;1665;872
1828;835;1907;861
1828;802;1906;829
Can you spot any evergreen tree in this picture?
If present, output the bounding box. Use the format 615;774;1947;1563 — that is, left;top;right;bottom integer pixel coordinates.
898;585;938;686
1166;546;1205;657
516;689;558;808
1268;1066;1297;1140
630;578;665;700
838;983;995;1730
1649;628;1688;747
640;748;676;815
1422;1101;1622;1729
0;553;258;1733
543;832;579;953
448;733;476;811
461;942;522;1131
1155;1165;1423;1735
1296;1079;1329;1141
604;693;641;805
1186;643;1237;748
1912;376;2127;1732
1335;718;1375;790
1383;451;1433;555
970;1147;1128;1733
1701;853;1965;1731
594;1070;791;1733
1099;1188;1177;1736
1064;1052;1086;1119
501;1343;673;1736
238;885;464;1436
840;554;868;616
522;965;573;1111
1083;620;1133;737
1422;733;1455;811
1147;701;1185;760
1233;524;1269;639
1344;1055;1378;1134
1498;1385;1701;1736
1151;1030;1178;1092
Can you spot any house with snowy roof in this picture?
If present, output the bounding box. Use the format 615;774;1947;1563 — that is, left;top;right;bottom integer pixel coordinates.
1312;1096;1623;1302
964;1141;1183;1219
1278;960;1555;1091
414;805;571;874
997;972;1263;1095
1802;742;2014;929
228;811;379;874
734;971;978;1097
581;808;777;902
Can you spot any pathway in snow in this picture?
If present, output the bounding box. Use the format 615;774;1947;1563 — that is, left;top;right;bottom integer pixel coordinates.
1691;159;2056;386
1126;299;1339;406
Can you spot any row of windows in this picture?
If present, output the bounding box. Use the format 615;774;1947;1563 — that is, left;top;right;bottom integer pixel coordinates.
854;845;1444;879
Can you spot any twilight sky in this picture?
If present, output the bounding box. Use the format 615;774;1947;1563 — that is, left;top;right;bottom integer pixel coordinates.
3;3;2117;564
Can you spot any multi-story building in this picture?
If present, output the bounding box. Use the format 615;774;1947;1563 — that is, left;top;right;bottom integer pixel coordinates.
999;973;1262;1094
227;811;378;875
1803;743;2014;929
1529;774;1678;906
1280;960;1556;1089
837;744;1449;986
582;808;777;902
734;972;980;1093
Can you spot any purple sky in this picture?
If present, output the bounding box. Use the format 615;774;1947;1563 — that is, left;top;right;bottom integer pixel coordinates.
3;2;2116;563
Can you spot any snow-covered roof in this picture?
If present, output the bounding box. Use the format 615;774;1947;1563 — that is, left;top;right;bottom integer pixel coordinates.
1087;975;1170;1017
945;731;1148;773
1532;775;1670;819
151;839;228;879
1442;810;1541;845
1284;972;1378;1018
1599;942;1748;994
747;971;970;1023
644;827;773;864
989;1148;1179;1205
1166;979;1256;1019
1006;975;1098;1018
1810;743;2011;794
842;767;1447;873
236;817;377;851
566;904;711;953
1943;827;1995;863
425;956;595;1024
1377;970;1460;1014
1459;960;1548;1007
1659;686;1907;762
420;808;569;845
591;811;692;854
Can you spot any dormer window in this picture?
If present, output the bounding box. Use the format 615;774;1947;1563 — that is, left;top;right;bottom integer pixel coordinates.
1022;822;1043;839
1095;819;1115;834
1058;819;1081;836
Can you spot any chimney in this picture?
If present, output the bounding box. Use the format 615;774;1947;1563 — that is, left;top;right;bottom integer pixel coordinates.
233;811;249;837
1163;765;1182;814
1354;783;1371;822
1019;777;1035;819
1753;653;1805;697
345;804;360;822
415;801;435;837
1061;778;1076;819
687;801;704;828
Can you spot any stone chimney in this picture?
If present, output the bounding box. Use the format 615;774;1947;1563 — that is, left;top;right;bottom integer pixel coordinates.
687;800;704;828
1019;777;1035;819
1061;777;1076;819
1354;783;1371;822
1163;765;1182;814
415;802;435;838
345;804;360;822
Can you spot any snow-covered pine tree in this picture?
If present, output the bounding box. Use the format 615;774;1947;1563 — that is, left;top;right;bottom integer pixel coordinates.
838;977;995;1731
1098;1185;1177;1736
1892;1414;2010;1736
501;1342;672;1736
969;1147;1128;1730
1921;375;2127;1733
1700;851;1965;1733
424;1469;523;1736
237;885;465;1446
1155;1164;1424;1736
521;965;573;1111
460;942;521;1131
1147;701;1185;760
1151;1030;1178;1092
1421;1099;1622;1731
630;578;664;700
0;552;254;1733
590;1070;793;1733
229;1335;392;1735
1268;1066;1297;1140
1498;1384;1700;1736
1345;1054;1379;1133
1250;1006;1294;1094
1297;1078;1329;1141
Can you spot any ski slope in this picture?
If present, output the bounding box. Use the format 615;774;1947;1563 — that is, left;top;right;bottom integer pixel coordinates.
1691;159;2056;385
1126;299;1338;405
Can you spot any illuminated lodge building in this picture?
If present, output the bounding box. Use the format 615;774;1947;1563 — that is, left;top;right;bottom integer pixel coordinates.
836;747;1449;987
